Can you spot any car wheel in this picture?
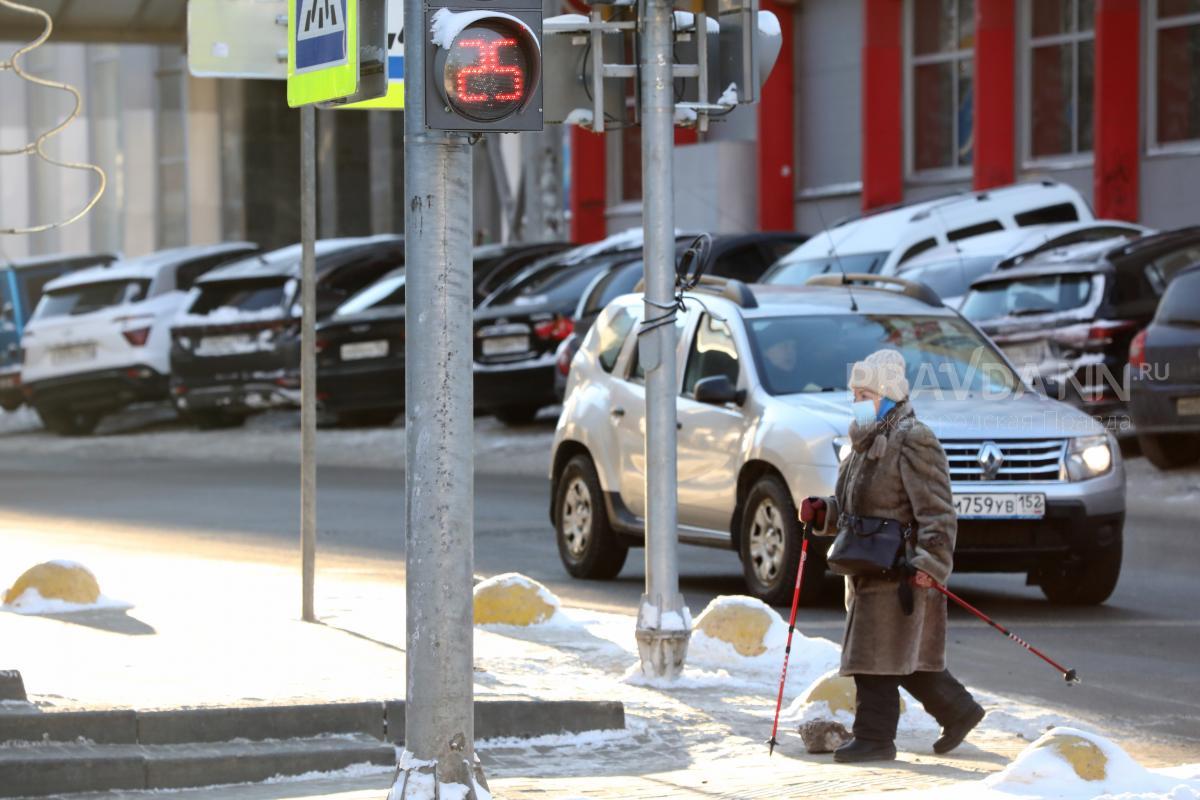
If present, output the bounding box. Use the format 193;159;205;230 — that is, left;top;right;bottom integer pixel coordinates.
554;454;628;580
1138;433;1200;470
1039;537;1122;606
186;410;247;430
36;406;100;436
740;474;826;607
335;409;400;428
0;397;20;413
495;404;541;426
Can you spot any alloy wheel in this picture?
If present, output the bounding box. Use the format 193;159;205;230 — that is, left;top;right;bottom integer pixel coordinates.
748;498;785;585
561;476;593;558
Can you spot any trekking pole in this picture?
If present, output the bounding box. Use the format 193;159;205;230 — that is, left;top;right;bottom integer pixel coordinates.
935;583;1080;685
767;521;813;756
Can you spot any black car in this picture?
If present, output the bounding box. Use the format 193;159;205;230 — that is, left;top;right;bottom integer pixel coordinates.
1129;263;1200;469
170;235;403;428
962;227;1200;431
552;232;809;400
314;242;567;427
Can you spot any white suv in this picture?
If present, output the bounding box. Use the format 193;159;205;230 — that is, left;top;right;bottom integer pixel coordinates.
21;243;256;434
551;276;1126;606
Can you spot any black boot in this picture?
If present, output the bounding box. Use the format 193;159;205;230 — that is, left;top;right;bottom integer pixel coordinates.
933;703;985;754
833;738;897;763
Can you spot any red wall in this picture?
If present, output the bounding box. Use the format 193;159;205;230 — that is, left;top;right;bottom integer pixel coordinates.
758;0;795;230
862;0;904;210
1093;0;1140;221
570;127;607;243
974;0;1015;189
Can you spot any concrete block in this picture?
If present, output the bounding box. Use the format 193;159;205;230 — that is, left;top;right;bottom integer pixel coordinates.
0;670;26;702
0;710;139;744
475;700;625;740
136;701;385;744
0;746;146;796
384;699;405;743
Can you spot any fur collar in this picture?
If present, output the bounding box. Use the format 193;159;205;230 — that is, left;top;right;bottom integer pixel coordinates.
849;399;914;459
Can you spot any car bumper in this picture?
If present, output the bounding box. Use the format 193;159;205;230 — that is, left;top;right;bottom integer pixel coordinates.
0;366;22;408
318;363;404;415
24;366;168;411
173;376;301;414
1130;380;1200;435
474;352;558;411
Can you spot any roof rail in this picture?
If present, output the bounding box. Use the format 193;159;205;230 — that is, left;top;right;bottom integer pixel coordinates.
805;272;943;307
631;274;758;308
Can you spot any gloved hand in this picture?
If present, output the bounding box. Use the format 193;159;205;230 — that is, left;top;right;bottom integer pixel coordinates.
799;497;826;528
909;570;936;589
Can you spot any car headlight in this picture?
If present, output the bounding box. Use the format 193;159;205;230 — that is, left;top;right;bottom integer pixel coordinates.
833;436;852;464
1064;434;1113;481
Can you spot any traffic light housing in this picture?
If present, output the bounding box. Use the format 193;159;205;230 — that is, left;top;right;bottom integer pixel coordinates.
425;0;543;131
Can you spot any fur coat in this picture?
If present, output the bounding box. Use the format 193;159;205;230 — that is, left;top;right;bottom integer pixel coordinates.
815;400;957;676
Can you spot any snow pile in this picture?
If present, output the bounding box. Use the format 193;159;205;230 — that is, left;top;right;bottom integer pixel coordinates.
0;406;40;435
673;106;698;126
430;7;538;52
783;668;937;733
2;560;132;615
690;596;840;684
173;305;288;328
981;727;1200;799
563;108;594;127
757;9;782;38
622;663;761;691
473;572;576;629
2;587;132;616
543;13;590;31
388;750;492;800
717;82;739;106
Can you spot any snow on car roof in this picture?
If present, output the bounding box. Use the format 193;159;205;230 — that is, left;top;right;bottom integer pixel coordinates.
197;235;403;283
44;242;257;291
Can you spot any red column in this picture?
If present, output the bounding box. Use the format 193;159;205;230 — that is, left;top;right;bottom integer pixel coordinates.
570;127;607;243
861;0;903;210
757;0;795;231
1093;0;1140;221
974;0;1015;189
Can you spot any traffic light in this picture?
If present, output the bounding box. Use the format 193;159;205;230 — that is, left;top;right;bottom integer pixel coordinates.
425;0;543;131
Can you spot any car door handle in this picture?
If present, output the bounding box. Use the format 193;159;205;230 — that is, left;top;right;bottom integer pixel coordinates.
611;407;625;418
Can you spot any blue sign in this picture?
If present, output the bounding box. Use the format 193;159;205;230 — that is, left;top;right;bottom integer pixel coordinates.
295;0;349;73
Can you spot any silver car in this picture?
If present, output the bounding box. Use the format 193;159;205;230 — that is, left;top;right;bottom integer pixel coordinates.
550;276;1126;606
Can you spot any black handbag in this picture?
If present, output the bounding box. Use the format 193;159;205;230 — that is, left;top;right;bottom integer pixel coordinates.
826;513;914;578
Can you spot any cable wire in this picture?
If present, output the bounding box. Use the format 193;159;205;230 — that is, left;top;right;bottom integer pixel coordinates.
0;0;107;235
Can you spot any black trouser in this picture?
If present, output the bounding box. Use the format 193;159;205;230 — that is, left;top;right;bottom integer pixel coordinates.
852;670;976;742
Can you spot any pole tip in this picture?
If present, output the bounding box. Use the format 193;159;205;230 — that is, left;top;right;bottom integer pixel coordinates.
1064;669;1080;685
767;737;777;756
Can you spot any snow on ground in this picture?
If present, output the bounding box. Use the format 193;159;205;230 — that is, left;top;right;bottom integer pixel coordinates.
1;587;133;616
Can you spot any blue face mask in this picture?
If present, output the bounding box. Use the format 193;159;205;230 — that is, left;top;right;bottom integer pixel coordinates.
851;399;876;427
876;398;897;421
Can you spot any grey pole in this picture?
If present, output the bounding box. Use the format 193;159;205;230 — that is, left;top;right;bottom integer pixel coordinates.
394;0;482;793
634;0;691;678
300;103;317;624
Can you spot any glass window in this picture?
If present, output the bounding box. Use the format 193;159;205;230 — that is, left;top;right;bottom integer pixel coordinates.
911;0;975;172
960;273;1096;320
596;307;636;373
1028;0;1096;160
335;271;406;316
1154;3;1200;146
1156;269;1200;324
747;314;1019;396
189;278;292;315
761;252;888;285
899;255;1002;300
488;262;607;308
33;280;151;320
682;315;740;396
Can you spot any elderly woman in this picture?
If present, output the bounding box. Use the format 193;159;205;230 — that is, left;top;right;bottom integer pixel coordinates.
801;349;984;763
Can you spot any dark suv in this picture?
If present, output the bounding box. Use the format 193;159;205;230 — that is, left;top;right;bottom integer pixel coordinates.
170;236;403;428
962;227;1200;431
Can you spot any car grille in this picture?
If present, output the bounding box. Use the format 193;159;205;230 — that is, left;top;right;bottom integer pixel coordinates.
941;439;1066;483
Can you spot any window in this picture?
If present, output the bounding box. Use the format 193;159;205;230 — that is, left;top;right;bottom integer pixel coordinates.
1027;0;1095;160
1014;202;1080;226
682;315;739;396
947;221;1004;241
899;238;939;265
762;252;889;285
190;278;292;315
596;307;635;373
1156;268;1200;324
711;244;770;284
1152;0;1200;148
335;271;406;316
910;0;975;172
34;280;151;320
961;273;1096;320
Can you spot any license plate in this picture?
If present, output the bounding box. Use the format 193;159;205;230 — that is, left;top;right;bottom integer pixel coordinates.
1178;396;1200;416
954;493;1045;520
482;334;529;357
49;343;97;365
341;340;389;361
195;334;254;357
0;374;15;390
1003;340;1049;368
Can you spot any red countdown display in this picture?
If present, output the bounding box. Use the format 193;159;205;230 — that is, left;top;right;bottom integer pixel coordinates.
443;22;536;122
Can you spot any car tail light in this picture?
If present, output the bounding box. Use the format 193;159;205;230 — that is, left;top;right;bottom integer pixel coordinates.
534;316;574;342
556;343;572;377
274;375;301;388
122;327;152;347
315;338;329;354
172;384;189;396
1128;328;1148;370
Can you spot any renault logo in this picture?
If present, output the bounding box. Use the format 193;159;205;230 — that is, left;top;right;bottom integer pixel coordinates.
978;442;1005;481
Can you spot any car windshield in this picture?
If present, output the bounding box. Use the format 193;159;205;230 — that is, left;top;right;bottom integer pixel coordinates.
33;279;150;320
762;251;888;285
584;261;644;316
189;277;292;315
487;262;607;307
747;314;1020;396
1157;270;1200;325
961;274;1094;321
335;272;405;316
898;256;1000;302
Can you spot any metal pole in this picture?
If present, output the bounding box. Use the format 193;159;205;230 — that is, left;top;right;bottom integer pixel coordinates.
635;0;691;679
395;0;482;793
300;104;317;625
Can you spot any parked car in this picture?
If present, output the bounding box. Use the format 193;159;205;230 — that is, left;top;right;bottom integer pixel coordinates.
552;232;808;400
1129;263;1200;469
169;235;403;428
1;251;118;411
895;221;1150;308
961;227;1200;432
19;243;258;435
762;181;1093;285
552;274;1126;606
312;242;567;427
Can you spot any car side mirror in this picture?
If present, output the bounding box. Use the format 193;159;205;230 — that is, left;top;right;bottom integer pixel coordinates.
693;375;745;406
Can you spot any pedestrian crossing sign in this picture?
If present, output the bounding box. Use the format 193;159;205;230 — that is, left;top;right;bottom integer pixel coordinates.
288;0;359;106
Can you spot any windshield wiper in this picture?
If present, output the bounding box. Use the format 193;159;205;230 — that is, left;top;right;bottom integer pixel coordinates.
1009;307;1055;317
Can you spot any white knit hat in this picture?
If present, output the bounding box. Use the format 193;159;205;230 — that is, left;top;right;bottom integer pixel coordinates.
848;349;910;402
